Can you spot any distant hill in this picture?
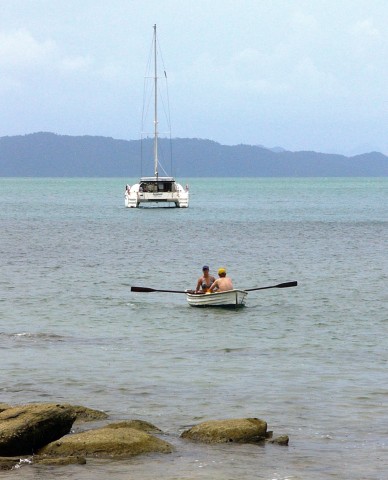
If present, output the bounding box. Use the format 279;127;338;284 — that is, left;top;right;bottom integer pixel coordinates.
0;132;387;177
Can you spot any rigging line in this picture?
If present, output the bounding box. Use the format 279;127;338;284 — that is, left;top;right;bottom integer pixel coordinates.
156;33;174;176
140;134;143;177
163;70;174;176
155;138;169;177
140;38;154;175
155;33;172;133
140;83;154;173
141;35;154;133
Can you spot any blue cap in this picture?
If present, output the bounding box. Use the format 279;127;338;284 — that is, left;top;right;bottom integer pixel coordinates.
202;265;209;270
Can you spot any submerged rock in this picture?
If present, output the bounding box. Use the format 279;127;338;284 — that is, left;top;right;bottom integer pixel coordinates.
37;424;173;458
267;434;289;446
0;403;76;456
181;418;268;444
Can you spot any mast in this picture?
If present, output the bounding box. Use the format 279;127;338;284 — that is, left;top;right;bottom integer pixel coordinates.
153;24;158;178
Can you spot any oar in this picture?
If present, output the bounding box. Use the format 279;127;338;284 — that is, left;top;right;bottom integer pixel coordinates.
131;282;297;294
131;286;189;294
245;281;297;292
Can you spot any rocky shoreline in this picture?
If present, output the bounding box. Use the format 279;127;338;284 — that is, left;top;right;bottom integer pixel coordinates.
0;402;288;471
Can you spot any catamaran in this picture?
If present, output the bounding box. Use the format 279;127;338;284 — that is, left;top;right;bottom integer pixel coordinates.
125;25;189;208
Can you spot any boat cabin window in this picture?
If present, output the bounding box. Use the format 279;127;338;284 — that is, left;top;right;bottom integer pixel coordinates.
140;181;175;192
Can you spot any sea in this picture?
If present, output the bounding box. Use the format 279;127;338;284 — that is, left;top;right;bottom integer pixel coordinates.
0;177;387;479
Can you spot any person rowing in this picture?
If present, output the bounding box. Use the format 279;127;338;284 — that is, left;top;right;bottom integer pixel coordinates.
195;265;216;293
208;267;234;293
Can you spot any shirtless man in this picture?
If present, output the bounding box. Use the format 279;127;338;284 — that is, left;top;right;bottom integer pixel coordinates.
208;268;233;292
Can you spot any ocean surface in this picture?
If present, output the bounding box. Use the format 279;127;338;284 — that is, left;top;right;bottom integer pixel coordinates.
0;177;387;479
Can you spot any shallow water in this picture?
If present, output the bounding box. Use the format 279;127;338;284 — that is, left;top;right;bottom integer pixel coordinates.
0;177;387;479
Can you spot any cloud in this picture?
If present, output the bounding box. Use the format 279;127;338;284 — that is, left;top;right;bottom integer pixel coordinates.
0;29;93;75
289;11;319;35
351;19;380;38
0;29;56;68
59;55;93;73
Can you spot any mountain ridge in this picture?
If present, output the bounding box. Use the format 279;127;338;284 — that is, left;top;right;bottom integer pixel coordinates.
0;132;387;177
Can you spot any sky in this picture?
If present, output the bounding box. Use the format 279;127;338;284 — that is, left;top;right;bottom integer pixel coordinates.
1;0;387;155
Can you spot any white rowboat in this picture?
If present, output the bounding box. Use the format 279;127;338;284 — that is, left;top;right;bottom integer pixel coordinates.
185;289;248;307
131;281;297;307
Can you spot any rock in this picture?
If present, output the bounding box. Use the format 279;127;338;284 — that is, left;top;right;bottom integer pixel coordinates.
181;418;268;444
62;405;108;423
0;404;12;414
37;425;173;458
34;456;87;465
267;435;289;446
0;403;76;456
0;457;23;470
105;420;162;433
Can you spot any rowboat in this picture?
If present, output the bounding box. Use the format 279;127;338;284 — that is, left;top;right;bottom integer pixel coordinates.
185;289;248;307
131;281;297;307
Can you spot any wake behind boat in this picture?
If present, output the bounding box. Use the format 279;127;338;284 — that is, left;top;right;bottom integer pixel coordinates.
125;25;189;208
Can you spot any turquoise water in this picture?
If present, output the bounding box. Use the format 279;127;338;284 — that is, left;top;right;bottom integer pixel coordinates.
0;177;387;479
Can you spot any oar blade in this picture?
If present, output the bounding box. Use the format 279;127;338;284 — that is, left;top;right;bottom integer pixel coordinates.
245;281;298;292
131;286;155;293
131;286;187;294
277;281;298;288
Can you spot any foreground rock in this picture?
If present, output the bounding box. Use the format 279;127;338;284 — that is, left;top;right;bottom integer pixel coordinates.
0;404;76;456
105;420;162;433
37;424;173;459
181;418;268;444
34;456;87;466
62;404;108;423
0;404;11;414
0;457;24;470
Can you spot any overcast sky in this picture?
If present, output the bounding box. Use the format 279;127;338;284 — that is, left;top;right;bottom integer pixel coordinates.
1;0;387;155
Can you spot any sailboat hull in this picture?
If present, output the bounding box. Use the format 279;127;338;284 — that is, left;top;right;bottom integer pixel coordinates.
125;177;189;208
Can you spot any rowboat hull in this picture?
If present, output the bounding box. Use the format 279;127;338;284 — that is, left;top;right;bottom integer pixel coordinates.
186;289;247;307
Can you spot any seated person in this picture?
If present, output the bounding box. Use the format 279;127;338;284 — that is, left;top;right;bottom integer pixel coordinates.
208;268;233;292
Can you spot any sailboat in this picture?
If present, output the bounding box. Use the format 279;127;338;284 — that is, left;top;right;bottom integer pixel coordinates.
125;25;189;208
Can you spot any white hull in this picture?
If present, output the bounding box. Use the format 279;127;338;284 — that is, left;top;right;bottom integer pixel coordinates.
186;289;247;307
125;177;189;208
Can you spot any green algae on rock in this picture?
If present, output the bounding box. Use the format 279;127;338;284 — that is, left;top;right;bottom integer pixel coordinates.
181;418;268;444
38;425;173;458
